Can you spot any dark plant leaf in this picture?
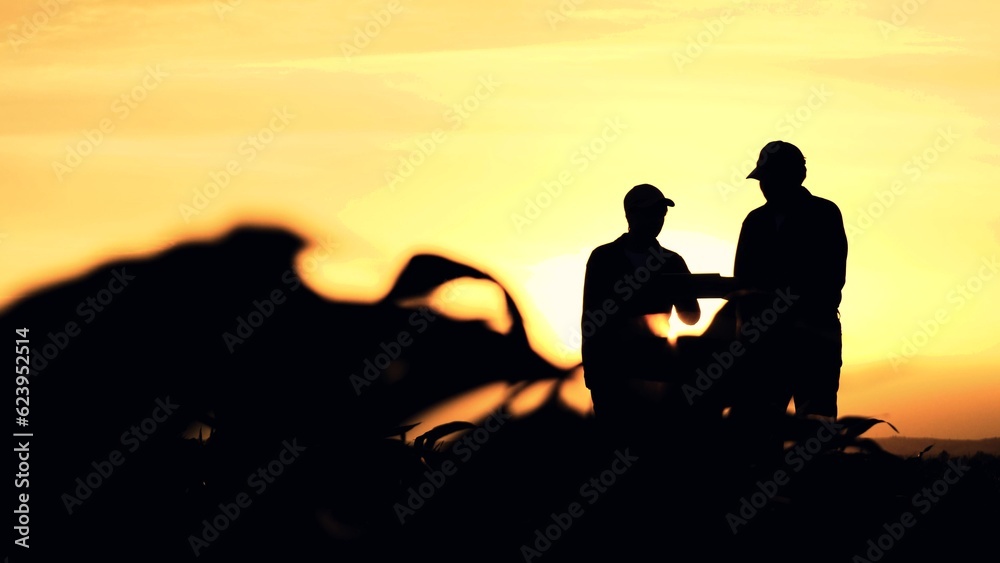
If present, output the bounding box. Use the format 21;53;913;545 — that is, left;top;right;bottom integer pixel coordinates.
414;421;477;452
385;423;421;441
837;417;899;439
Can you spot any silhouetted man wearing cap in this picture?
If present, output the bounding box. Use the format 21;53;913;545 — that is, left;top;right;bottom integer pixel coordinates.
582;184;701;447
732;141;847;435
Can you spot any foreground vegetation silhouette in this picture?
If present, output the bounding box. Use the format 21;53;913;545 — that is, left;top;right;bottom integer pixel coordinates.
5;226;998;563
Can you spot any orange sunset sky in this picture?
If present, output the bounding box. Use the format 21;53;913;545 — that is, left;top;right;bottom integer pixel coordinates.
1;0;998;439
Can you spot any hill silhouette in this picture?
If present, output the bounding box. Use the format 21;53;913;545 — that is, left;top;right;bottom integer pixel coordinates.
5;225;999;563
876;437;1000;458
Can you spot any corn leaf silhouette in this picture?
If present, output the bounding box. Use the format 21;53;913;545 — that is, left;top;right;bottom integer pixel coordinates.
778;415;901;455
414;421;477;453
385;423;421;441
837;416;899;439
381;254;533;353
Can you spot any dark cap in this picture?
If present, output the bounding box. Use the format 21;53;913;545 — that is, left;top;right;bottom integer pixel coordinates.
747;141;806;180
624;184;675;214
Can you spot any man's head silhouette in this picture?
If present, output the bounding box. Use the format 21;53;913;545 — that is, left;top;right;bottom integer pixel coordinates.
624;184;674;239
747;141;807;202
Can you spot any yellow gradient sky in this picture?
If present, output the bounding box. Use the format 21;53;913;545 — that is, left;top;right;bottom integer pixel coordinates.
2;0;998;438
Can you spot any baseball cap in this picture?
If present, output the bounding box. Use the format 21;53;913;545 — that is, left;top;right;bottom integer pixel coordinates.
746;141;806;180
624;184;675;214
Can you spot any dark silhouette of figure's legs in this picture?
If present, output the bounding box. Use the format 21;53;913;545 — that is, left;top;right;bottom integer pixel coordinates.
726;312;843;473
590;377;664;454
788;322;842;418
725;313;794;469
590;380;635;447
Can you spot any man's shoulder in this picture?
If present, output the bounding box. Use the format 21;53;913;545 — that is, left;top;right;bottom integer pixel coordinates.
587;237;686;267
589;236;625;256
742;204;770;224
806;193;843;215
742;192;843;221
648;244;689;272
586;236;627;268
632;241;685;264
654;244;683;261
666;253;691;275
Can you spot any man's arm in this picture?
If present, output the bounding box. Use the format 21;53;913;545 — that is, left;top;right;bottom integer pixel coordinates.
581;250;605;328
733;215;756;285
672;256;701;325
812;202;848;308
795;200;847;312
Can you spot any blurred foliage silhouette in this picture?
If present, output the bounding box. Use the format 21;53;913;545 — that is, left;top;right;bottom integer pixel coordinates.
4;225;997;562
